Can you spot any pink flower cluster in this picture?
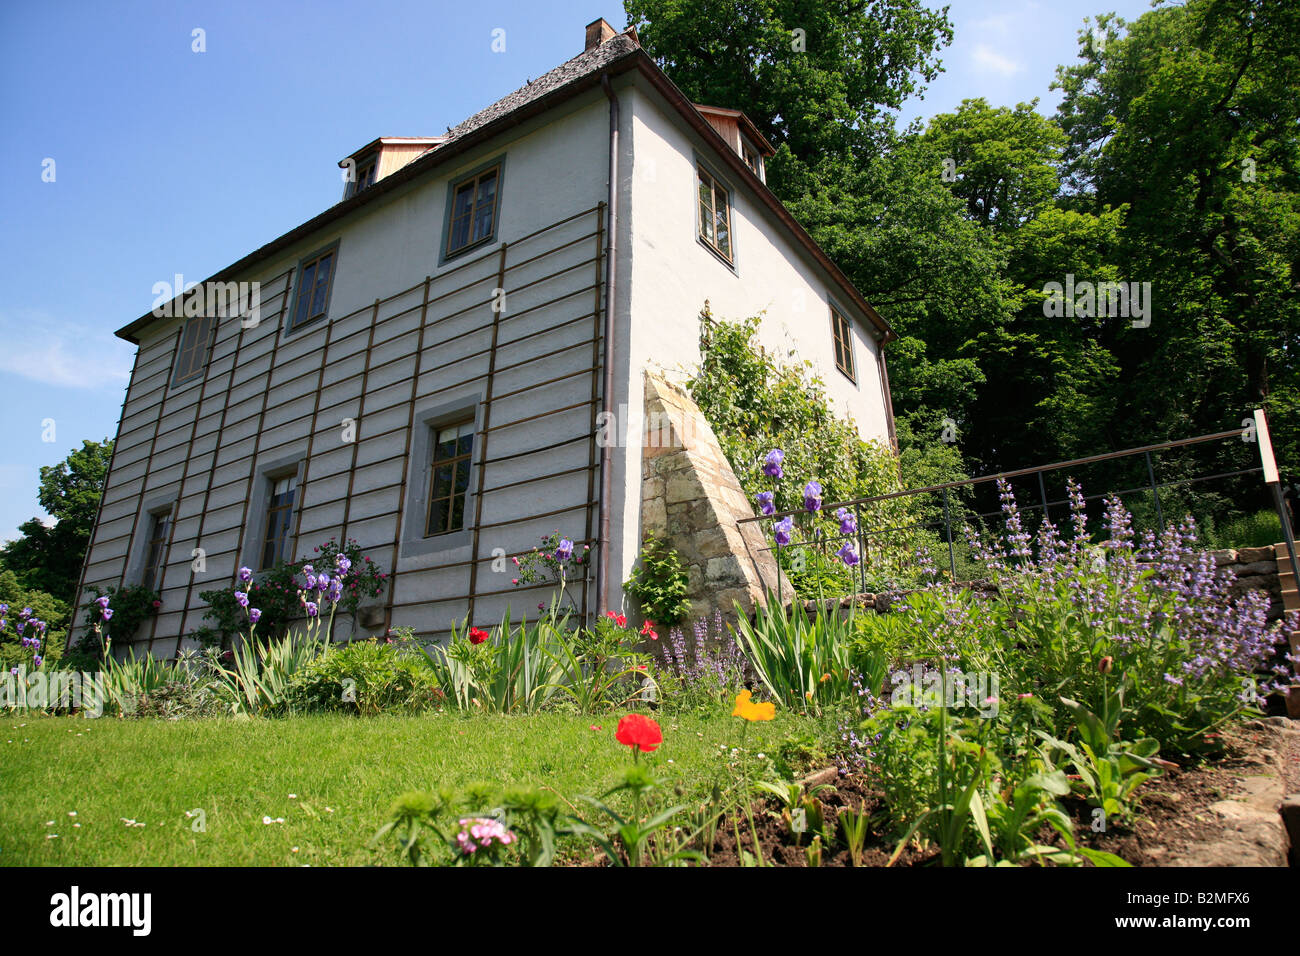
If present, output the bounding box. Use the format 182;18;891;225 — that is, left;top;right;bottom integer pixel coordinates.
454;817;516;856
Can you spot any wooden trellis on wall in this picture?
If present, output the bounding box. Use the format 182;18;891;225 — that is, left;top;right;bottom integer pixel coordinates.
73;202;608;655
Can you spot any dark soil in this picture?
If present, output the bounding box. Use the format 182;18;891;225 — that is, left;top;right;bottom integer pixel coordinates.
1079;722;1292;866
702;774;938;867
566;720;1292;866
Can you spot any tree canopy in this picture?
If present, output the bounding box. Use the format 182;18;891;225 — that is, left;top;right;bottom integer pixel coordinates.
628;0;1300;524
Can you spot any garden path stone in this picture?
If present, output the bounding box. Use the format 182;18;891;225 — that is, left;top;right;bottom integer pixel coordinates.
1166;720;1296;867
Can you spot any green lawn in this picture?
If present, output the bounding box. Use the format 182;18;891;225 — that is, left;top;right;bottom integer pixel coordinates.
0;711;808;866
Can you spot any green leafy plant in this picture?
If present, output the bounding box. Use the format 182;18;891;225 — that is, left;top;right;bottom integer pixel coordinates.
755;776;834;847
572;763;698;867
968;767;1076;867
98;639;172;716
200;562;302;643
544;614;656;715
511;531;590;612
839;803;871;867
373;784;573;867
623;532;691;627
200;537;389;643
284;637;442;715
82;584;158;647
1037;692;1165;825
732;592;855;712
415;612;569;713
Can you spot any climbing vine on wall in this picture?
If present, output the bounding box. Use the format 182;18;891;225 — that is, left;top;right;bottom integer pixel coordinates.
687;307;924;589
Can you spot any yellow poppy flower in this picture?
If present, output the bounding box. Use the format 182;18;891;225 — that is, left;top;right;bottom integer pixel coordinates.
732;690;775;721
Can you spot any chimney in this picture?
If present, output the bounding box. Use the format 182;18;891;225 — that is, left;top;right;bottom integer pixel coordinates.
585;17;617;51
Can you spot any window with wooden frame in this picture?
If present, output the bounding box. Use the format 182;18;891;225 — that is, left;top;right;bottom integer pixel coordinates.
446;165;500;256
141;508;173;592
425;421;475;536
289;247;337;331
261;473;298;570
697;165;733;262
171;313;216;386
830;305;856;381
346;158;377;199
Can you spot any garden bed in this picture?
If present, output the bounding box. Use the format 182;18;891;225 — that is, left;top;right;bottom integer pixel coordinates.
690;718;1299;868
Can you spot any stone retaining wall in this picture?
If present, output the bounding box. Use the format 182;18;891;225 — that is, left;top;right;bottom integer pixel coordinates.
1207;546;1287;622
638;373;787;624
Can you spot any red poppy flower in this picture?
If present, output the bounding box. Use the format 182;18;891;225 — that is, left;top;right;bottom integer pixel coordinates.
615;713;662;753
469;627;489;645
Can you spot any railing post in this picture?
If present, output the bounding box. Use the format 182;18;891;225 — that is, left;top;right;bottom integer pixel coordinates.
1037;471;1050;526
942;486;957;579
775;535;782;606
856;502;866;596
1144;450;1164;534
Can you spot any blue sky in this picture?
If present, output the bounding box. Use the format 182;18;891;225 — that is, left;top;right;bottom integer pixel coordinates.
0;0;1155;543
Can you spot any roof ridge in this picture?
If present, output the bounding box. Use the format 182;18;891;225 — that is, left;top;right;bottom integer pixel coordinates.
436;33;639;148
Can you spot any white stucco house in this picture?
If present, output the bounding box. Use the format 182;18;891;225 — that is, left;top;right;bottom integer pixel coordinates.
69;18;897;656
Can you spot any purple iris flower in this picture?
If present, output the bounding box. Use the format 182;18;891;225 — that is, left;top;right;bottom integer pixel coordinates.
95;596;109;609
33;656;42;668
556;538;574;563
774;516;794;547
836;507;857;536
305;602;319;617
316;572;331;592
238;566;253;583
763;449;785;479
10;667;17;676
102;608;114;621
803;481;823;513
328;581;343;603
757;491;775;516
837;542;860;567
249;608;262;624
336;555;352;574
235;591;250;609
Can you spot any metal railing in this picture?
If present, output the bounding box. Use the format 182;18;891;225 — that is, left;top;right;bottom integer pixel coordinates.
739;414;1300;605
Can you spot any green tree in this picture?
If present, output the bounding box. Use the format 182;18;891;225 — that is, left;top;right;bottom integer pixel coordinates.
1053;0;1300;472
1;439;113;606
922;98;1067;233
625;0;953;191
0;568;71;668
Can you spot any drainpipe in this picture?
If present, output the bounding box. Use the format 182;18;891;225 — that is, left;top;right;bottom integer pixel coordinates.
597;73;619;613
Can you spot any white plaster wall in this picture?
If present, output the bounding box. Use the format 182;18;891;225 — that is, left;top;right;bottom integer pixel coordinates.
604;80;894;615
625;80;890;440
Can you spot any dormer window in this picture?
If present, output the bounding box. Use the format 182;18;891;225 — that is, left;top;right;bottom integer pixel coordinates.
346;158;377;199
338;138;444;202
